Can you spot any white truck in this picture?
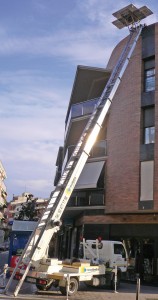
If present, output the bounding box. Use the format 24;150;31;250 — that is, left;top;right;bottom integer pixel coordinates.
12;238;128;295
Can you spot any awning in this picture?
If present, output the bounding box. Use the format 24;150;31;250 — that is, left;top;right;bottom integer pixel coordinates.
75;161;105;190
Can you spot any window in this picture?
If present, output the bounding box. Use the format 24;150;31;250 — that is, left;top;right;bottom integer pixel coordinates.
77;191;89;206
144;127;155;144
140;161;154;201
91;140;107;157
114;244;126;258
143;107;155;144
90;191;104;206
144;68;155;92
68;190;104;207
144;58;155;92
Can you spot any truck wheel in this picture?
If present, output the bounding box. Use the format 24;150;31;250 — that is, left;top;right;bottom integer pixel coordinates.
59;277;79;296
111;271;121;290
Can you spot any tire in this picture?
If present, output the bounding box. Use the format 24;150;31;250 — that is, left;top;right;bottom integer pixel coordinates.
111;271;121;290
59;277;79;296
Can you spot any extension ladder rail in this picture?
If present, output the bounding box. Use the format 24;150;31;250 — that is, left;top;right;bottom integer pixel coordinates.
5;25;143;297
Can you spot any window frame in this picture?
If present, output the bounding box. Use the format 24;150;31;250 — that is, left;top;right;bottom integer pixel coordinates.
144;58;155;93
140;161;154;201
143;106;155;144
144;126;155;144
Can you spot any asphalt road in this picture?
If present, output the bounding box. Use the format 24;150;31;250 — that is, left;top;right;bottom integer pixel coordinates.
1;252;158;299
1;280;158;300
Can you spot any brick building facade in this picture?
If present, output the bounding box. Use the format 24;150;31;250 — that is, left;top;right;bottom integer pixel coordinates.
54;22;158;281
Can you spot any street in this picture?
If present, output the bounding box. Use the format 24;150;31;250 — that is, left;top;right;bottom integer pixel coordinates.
1;251;158;299
1;279;158;300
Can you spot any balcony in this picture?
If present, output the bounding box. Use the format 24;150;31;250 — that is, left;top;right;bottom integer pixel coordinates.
65;98;99;139
62;140;107;174
63;190;105;219
67;190;104;207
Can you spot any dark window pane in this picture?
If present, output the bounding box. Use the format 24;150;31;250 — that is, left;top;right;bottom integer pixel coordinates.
77;192;89;206
144;59;155;70
68;196;77;207
92;140;107;157
146;69;155;77
145;127;155;144
114;244;126;258
144;68;155;92
144;107;155;127
90;191;104;206
145;77;155;92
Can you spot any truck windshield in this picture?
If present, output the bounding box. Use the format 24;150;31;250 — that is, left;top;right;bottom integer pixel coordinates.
114;244;126;258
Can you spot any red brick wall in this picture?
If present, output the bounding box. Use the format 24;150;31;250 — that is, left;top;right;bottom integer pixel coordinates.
75;213;158;226
105;33;142;213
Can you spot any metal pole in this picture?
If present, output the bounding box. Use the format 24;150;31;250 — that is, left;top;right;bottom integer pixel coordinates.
14;260;32;297
66;274;70;300
3;264;8;287
136;277;140;300
0;264;8;288
114;265;118;293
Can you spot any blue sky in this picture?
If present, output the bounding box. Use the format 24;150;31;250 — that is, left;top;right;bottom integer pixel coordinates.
0;0;157;201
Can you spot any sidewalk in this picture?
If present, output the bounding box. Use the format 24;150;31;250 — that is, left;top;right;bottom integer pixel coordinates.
1;281;158;300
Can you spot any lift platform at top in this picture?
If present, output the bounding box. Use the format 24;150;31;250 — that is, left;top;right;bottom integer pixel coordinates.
112;4;153;29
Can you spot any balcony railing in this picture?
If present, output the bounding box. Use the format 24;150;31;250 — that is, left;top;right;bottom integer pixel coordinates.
62;140;107;174
67;190;105;207
65;98;99;138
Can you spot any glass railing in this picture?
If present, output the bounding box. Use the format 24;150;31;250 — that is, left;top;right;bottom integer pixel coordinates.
62;140;107;174
67;190;104;207
68;140;107;160
90;140;107;157
65;98;99;138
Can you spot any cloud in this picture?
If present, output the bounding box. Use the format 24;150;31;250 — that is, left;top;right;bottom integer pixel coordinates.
15;178;52;192
0;69;68;199
9;178;53;199
0;32;112;66
0;1;127;66
0;0;156;67
1;0;157;200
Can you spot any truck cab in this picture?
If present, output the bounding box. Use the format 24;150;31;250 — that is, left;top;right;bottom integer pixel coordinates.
82;239;128;273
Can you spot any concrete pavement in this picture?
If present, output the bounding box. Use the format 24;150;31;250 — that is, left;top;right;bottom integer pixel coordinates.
1;281;158;300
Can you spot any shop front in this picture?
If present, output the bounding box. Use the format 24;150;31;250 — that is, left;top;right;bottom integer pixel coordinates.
110;224;158;283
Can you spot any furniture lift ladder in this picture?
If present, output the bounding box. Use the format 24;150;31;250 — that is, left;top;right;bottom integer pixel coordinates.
5;24;143;297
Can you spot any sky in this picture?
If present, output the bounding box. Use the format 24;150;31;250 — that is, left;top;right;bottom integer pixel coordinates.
0;0;157;201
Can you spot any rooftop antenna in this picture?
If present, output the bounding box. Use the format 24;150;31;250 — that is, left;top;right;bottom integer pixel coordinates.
112;4;153;31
